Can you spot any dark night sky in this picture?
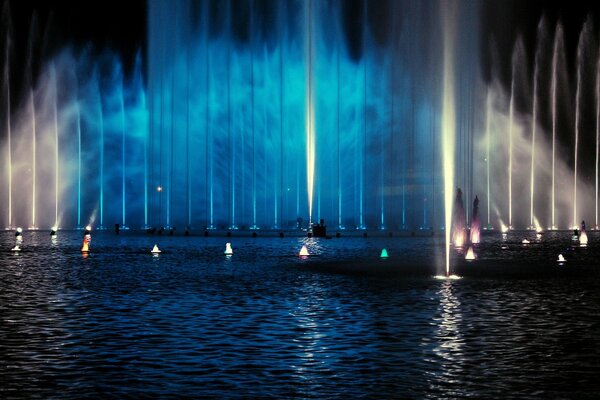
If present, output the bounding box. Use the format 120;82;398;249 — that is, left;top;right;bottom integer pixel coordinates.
480;0;600;84
4;0;600;97
5;0;145;90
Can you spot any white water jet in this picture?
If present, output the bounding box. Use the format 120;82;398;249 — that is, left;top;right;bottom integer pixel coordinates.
550;23;565;230
442;0;457;276
508;54;515;229
52;63;59;228
530;31;540;229
573;23;585;229
596;52;600;229
305;0;315;227
29;86;36;229
485;89;491;229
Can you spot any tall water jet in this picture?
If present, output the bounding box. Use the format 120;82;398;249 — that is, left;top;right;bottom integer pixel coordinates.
485;88;491;229
508;67;514;230
573;26;582;228
530;28;540;229
52;62;59;228
507;39;523;230
26;15;38;230
120;79;127;228
573;18;592;229
305;0;315;227
442;0;458;275
4;25;11;229
29;86;36;229
76;100;82;228
98;80;104;229
596;52;600;229
550;23;565;230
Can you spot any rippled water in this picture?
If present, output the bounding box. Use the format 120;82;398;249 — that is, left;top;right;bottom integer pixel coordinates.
1;230;600;398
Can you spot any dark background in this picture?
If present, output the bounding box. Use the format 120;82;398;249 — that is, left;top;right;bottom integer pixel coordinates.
5;0;600;107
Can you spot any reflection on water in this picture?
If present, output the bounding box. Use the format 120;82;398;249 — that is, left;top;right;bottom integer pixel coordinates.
428;280;465;395
1;231;600;398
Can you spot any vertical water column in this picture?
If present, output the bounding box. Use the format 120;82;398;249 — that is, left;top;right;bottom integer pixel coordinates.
305;0;315;226
98;83;104;228
277;0;285;230
30;86;36;229
337;23;343;230
52;63;59;228
76;101;82;228
228;2;235;230
442;1;457;275
142;69;148;229
205;13;213;229
186;3;191;229
572;19;590;229
120;80;127;227
359;0;367;230
550;24;563;230
485;88;491;229
4;33;11;229
530;53;538;230
508;52;515;230
596;53;600;229
573;53;581;230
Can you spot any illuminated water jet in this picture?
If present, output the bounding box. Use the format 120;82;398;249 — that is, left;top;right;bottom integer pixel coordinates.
442;0;458;276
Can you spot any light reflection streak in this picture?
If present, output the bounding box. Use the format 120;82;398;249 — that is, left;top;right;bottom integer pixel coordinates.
290;280;330;382
429;280;464;391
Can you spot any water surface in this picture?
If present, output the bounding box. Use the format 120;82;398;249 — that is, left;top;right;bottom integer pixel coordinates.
1;230;599;398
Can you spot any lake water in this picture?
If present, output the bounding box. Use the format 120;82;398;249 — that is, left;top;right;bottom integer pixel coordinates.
1;229;599;398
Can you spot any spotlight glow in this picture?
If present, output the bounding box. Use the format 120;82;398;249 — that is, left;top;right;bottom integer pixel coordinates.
434;274;462;280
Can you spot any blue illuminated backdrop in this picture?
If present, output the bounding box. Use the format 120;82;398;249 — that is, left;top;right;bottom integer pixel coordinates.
146;0;478;231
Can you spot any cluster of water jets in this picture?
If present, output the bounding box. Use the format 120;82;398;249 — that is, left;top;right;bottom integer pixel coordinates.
478;14;600;232
445;185;590;274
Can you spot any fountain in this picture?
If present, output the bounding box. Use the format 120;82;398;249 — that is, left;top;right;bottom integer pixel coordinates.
145;0;477;237
2;0;599;258
451;189;466;248
470;195;480;244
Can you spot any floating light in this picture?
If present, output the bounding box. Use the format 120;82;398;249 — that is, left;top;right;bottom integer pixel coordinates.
299;245;309;257
465;246;476;260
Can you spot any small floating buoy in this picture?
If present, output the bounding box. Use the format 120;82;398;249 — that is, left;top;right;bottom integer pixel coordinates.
557;254;566;263
465;245;476;260
380;248;389;258
224;242;233;255
151;244;161;254
299;245;309;257
81;241;90;253
11;245;20;252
